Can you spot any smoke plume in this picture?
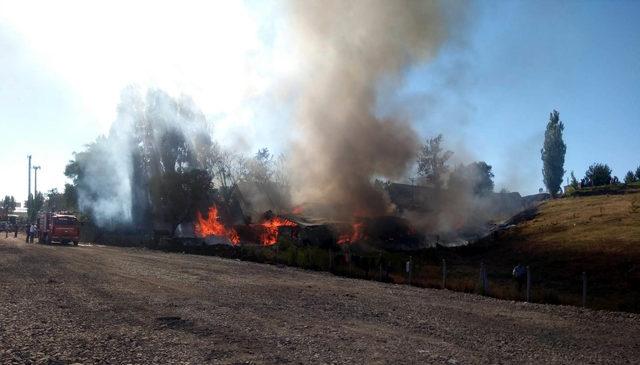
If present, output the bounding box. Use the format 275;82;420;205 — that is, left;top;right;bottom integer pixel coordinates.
74;87;215;228
286;0;449;218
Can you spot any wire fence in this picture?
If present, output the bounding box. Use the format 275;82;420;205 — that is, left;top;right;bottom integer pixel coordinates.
178;243;599;310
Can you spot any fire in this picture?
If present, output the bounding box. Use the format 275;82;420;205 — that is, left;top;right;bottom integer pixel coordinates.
338;222;365;244
195;206;298;246
258;216;297;246
194;206;240;245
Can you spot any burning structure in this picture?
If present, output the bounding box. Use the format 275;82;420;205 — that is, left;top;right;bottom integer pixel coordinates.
66;1;533;251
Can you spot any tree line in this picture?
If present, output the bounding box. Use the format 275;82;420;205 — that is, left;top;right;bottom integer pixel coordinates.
415;134;495;196
419;109;637;198
538;110;639;194
1;195;16;218
62;88;288;232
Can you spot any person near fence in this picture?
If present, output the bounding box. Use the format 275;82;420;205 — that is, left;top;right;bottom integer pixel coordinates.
512;263;526;291
29;224;37;243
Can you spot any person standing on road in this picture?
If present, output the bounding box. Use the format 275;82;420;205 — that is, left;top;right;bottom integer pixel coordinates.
14;224;18;238
29;224;36;243
512;263;526;292
25;224;30;243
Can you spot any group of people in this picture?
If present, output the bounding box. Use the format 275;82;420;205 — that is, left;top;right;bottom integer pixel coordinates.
3;224;19;239
1;223;40;243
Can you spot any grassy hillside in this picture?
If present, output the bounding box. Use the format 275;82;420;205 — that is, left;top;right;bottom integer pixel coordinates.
514;191;640;252
440;187;640;312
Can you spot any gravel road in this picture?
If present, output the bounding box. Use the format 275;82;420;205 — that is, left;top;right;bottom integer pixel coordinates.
0;235;638;364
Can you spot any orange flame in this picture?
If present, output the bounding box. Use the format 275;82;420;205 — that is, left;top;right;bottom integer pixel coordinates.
258;216;297;246
338;222;365;244
195;206;240;245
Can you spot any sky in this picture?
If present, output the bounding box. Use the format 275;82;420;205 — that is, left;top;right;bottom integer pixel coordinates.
0;0;639;204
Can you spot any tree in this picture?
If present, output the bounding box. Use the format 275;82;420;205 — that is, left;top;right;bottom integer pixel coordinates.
624;170;637;184
45;189;65;212
541;110;566;197
64;88;216;229
636;166;640;181
416;134;453;188
448;161;495;196
151;169;213;233
470;161;495;195
569;171;579;190
2;195;16;216
63;183;78;211
584;163;612;187
27;192;44;223
242;148;274;185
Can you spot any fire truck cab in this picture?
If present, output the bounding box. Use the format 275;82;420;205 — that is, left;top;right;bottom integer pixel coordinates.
37;212;80;245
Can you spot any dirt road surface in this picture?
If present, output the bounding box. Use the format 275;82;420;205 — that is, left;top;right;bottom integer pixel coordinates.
0;235;638;364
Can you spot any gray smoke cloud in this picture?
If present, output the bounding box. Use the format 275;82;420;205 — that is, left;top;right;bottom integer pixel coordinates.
285;0;451;218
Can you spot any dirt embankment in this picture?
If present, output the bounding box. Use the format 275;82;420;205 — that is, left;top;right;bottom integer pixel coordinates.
0;235;638;364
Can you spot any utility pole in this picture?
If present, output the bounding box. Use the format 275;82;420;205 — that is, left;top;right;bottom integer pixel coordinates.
442;259;447;289
526;266;531;302
582;272;587;308
27;155;32;199
33;166;41;197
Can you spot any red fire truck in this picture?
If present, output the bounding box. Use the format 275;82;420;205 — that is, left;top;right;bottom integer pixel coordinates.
37;212;80;245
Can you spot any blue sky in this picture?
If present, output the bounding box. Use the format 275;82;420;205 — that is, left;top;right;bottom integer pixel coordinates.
397;0;640;192
1;0;639;203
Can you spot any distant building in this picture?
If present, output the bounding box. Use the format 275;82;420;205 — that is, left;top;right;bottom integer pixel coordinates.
13;207;28;218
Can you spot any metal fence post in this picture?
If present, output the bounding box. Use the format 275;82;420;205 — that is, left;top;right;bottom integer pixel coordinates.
483;264;489;295
526;266;531;302
479;261;483;294
582;272;587;307
442;259;447;289
480;261;487;295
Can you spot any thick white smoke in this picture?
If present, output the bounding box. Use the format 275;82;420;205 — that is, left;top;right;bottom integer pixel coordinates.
75;87;214;228
76;101;137;227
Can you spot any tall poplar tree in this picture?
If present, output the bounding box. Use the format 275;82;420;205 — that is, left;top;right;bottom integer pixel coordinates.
541;110;566;197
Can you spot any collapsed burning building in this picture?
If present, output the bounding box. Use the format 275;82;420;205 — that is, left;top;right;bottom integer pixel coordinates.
172;175;530;251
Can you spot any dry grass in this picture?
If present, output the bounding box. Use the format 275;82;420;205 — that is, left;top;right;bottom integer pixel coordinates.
444;189;640;312
516;192;640;253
